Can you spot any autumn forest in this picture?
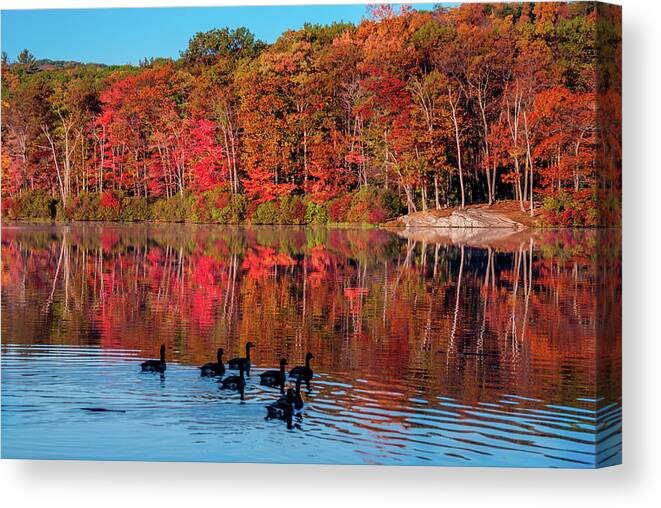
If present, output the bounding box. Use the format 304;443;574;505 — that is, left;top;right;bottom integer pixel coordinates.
1;2;621;227
1;2;623;467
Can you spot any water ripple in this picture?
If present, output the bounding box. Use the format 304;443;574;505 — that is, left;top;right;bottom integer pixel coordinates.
2;344;621;466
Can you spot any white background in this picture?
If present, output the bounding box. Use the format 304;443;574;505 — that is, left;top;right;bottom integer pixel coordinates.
0;0;659;506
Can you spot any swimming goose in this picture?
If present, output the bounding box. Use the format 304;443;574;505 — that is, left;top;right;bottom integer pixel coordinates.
200;348;225;377
141;344;166;373
227;342;255;374
274;376;304;411
289;352;314;381
266;388;296;419
292;376;304;410
259;358;287;388
221;363;246;391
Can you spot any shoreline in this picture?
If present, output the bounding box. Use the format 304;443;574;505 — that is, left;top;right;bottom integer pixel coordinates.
2;217;619;230
1;197;616;231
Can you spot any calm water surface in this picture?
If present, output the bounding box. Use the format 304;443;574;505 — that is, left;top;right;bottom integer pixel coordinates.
1;223;621;467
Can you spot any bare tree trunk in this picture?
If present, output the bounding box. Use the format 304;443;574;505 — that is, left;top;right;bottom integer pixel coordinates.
505;82;526;212
523;111;534;216
220;123;233;188
303;128;308;188
99;126;106;193
42;126;66;206
448;87;465;209
403;185;417;214
477;87;494;205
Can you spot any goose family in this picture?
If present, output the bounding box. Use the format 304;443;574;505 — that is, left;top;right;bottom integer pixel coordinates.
141;345;315;422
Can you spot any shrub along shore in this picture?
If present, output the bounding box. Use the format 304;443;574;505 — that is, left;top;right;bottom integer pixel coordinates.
2;186;407;225
4;185;612;228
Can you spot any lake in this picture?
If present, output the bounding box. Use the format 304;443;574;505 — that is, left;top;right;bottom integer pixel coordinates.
1;223;621;467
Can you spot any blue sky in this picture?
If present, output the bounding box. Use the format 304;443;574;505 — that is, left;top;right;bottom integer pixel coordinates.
1;3;439;65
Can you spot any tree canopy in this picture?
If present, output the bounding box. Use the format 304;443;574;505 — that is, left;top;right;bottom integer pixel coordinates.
1;3;621;226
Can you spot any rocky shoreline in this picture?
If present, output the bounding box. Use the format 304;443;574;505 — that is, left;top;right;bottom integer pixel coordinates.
395;208;528;229
381;205;539;249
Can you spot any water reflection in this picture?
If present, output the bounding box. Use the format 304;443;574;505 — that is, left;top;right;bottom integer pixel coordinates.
1;223;621;467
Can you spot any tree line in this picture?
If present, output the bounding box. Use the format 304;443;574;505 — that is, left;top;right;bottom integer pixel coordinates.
1;2;621;226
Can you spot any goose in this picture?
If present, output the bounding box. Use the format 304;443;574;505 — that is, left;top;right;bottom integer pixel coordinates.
200;348;225;377
141;344;166;373
221;363;246;391
275;376;304;411
289;352;314;381
266;388;296;420
259;358;287;388
292;376;304;411
227;342;255;374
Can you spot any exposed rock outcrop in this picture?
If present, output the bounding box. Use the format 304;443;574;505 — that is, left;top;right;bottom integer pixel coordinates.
397;208;527;230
